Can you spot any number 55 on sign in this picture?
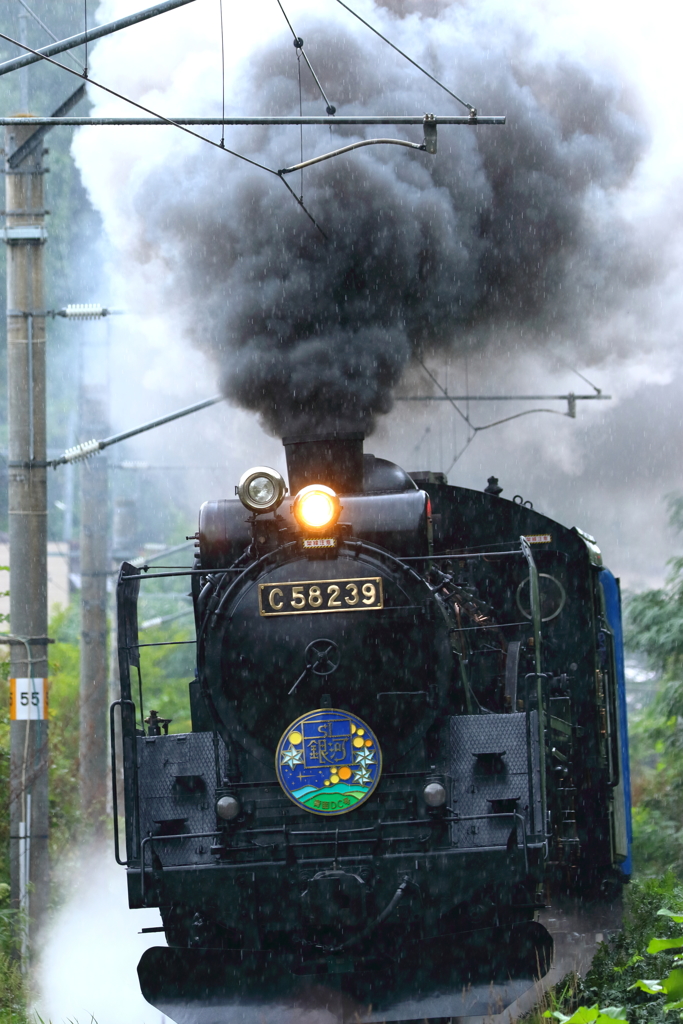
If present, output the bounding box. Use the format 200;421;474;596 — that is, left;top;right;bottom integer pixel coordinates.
10;678;48;720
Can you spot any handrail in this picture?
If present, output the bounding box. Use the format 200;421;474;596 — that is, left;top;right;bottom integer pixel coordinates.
140;830;221;902
138;809;530;900
110;698;136;865
521;537;547;829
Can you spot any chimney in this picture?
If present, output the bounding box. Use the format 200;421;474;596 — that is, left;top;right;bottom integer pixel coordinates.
282;432;364;495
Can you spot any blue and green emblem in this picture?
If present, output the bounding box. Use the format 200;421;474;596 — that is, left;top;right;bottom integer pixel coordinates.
275;709;382;815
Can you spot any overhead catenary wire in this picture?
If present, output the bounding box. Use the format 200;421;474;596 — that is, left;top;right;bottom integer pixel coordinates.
0;0;200;78
83;0;88;78
276;1;336;115
0;29;327;238
334;0;476;115
14;0;84;71
0;115;505;125
296;25;304;197
276;0;339;198
551;352;603;395
218;0;225;148
417;359;578;475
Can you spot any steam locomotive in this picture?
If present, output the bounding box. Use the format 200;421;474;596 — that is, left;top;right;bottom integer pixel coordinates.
113;432;631;1023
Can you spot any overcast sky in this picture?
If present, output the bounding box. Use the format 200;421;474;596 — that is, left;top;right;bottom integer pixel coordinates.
63;0;683;591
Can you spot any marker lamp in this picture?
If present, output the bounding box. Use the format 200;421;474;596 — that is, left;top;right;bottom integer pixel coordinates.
423;782;447;807
292;484;341;532
216;795;240;821
237;467;287;514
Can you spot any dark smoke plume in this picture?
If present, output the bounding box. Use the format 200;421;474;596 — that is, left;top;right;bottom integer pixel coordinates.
134;2;647;435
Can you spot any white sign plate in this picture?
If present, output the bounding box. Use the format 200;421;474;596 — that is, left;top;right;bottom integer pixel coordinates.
10;678;48;721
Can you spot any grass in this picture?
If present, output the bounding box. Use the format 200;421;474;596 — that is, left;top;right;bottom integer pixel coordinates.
523;875;683;1022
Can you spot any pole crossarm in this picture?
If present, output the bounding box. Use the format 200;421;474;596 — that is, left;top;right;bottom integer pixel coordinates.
397;391;611;424
395;393;611;401
0;115;506;127
51;395;225;466
7;84;86;168
0;0;199;78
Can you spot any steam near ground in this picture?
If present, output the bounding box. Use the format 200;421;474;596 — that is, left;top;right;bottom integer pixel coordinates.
31;1;683;1019
35;850;165;1024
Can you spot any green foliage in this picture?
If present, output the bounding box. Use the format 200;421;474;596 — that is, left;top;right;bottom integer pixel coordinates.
623;495;683;877
48;609;81;859
136;620;196;735
525;877;683;1023
544;1007;627;1023
666;494;683;539
625;562;683;670
0;655;11;893
0;658;29;1024
0;949;28;1024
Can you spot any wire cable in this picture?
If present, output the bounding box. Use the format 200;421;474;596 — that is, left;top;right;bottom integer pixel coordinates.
418;359;571;473
334;0;475;114
297;32;303;199
218;0;225;147
418;358;472;428
276;1;336;115
0;28;327;238
84;0;88;78
14;0;84;71
552;351;603;395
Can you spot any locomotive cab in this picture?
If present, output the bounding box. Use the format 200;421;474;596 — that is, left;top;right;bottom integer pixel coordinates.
113;431;631;1024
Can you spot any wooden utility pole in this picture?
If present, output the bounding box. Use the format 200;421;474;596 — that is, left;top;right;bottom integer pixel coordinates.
79;389;109;834
5;119;50;949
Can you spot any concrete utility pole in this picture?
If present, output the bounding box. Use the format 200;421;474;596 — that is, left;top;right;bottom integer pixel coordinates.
78;389;109;831
79;389;110;834
5;119;50;948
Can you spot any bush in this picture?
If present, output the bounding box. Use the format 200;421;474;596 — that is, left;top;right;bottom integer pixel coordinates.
525;876;683;1023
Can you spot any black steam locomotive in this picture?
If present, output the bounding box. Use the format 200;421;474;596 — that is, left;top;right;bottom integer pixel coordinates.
113;432;631;1023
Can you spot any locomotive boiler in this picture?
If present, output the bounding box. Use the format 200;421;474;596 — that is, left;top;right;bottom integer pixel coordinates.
112;431;631;1023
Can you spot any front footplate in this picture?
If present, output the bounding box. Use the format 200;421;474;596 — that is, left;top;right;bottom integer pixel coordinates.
138;921;552;1023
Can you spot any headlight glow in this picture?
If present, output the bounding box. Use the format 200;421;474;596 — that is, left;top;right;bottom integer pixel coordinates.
292;485;341;532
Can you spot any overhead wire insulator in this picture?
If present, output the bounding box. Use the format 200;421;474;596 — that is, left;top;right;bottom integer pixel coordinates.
61;439;103;463
57;303;110;319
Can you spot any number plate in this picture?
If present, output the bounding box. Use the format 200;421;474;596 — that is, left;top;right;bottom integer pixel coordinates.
259;577;384;616
10;678;48;721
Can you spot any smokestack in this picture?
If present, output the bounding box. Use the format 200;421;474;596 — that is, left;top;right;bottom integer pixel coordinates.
283;432;364;494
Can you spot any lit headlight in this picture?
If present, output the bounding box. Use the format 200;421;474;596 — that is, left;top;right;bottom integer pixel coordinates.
216;795;240;821
423;782;447;807
292;484;341;532
237;467;286;514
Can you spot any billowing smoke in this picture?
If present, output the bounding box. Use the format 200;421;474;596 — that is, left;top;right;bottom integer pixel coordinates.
89;0;648;436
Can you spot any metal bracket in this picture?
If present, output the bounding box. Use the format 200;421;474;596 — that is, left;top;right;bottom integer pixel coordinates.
6;84;86;169
1;168;49;175
1;225;47;242
423;113;437;154
0;635;54;645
